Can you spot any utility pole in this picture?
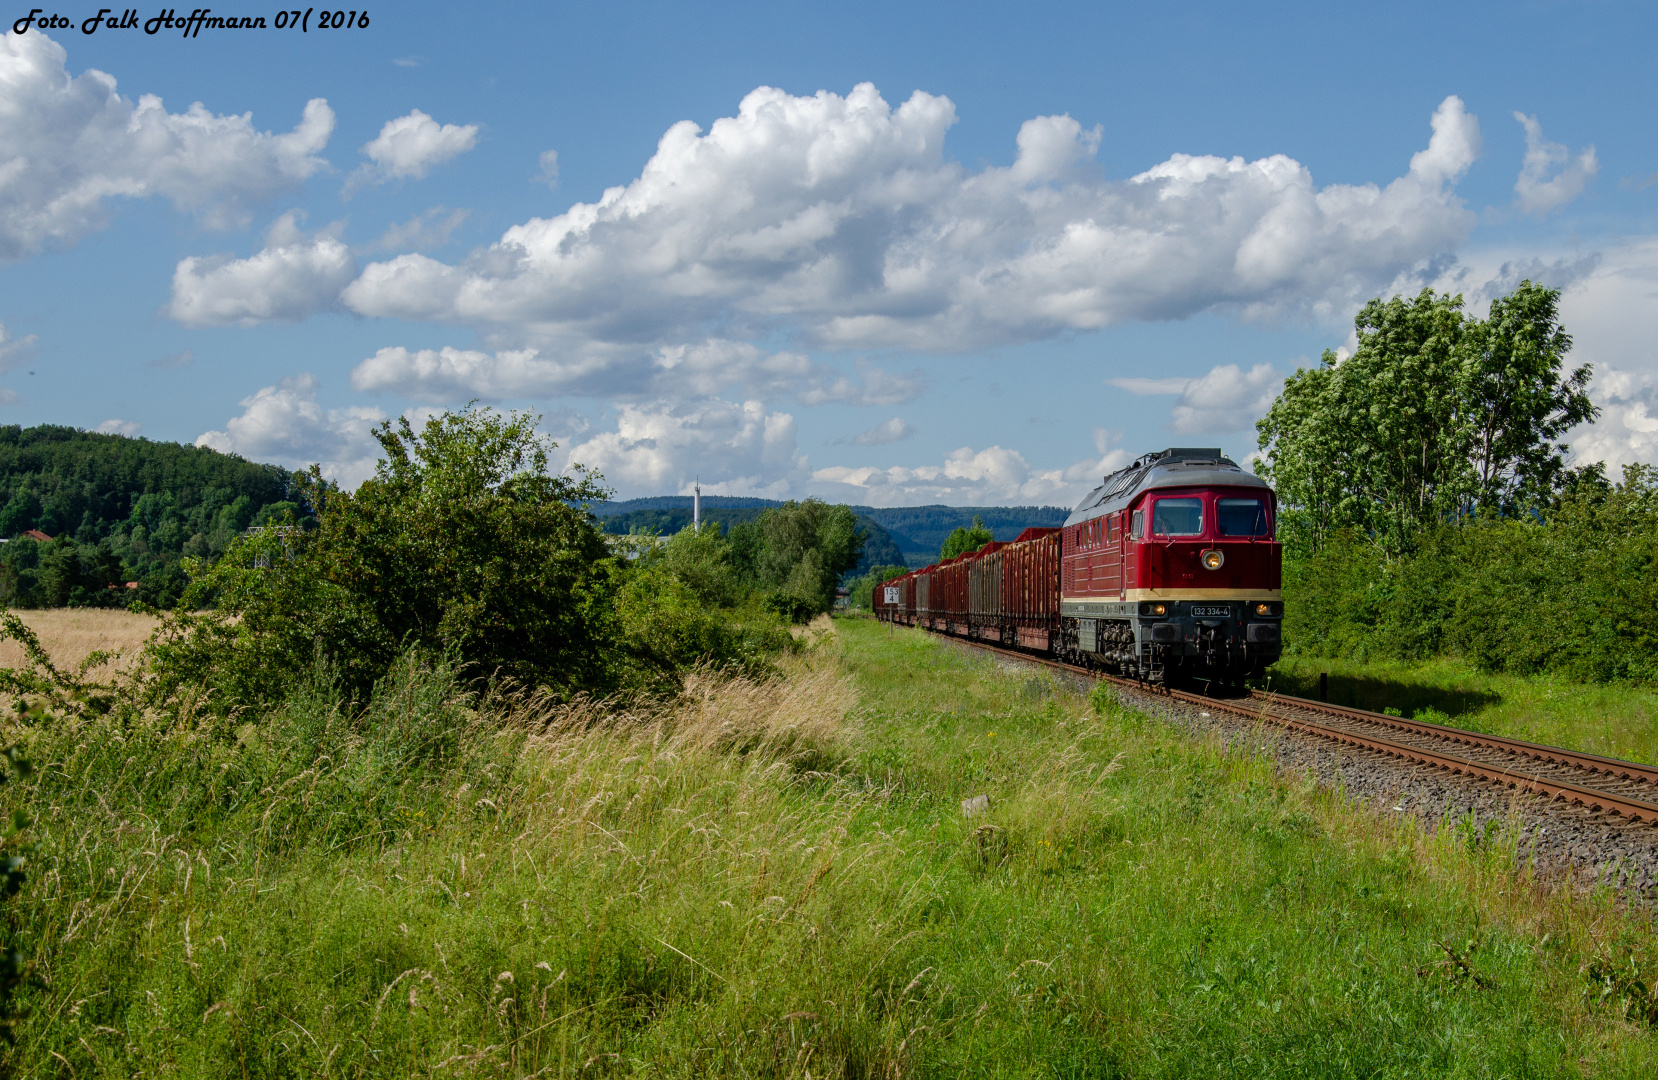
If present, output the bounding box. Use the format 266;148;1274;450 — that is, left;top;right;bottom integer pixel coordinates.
693;477;701;532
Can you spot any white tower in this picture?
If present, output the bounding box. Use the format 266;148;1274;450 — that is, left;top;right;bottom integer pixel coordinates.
693;477;701;532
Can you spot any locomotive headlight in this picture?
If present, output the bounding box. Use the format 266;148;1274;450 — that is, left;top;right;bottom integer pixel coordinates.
1140;602;1167;616
1200;549;1225;570
1255;602;1279;617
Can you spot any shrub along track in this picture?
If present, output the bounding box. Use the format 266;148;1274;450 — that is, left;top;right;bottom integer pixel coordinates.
924;629;1658;902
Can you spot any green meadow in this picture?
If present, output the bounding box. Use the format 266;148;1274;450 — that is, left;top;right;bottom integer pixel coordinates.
6;618;1657;1077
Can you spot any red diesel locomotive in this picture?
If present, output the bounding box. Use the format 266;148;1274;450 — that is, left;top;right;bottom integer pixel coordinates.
873;447;1283;685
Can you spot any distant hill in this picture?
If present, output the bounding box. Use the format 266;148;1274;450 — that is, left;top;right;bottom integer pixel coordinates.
588;495;777;516
0;424;304;606
596;503;905;574
589;496;1072;568
864;505;1071;565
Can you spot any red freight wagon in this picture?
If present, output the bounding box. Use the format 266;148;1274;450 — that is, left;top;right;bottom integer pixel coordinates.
942;550;981;636
1000;527;1061;651
877;569;917;625
968;541;1006;640
935;554;964;627
914;564;938;627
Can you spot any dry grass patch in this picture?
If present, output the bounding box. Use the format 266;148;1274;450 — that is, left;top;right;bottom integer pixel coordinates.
0;607;157;675
789;612;838;642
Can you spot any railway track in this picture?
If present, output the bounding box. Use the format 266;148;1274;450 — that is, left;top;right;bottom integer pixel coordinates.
934;631;1658;827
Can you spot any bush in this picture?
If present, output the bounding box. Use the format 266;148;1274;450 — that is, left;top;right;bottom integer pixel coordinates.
1280;465;1658;684
653;525;746;608
763;591;818;624
616;569;798;688
143;407;620;711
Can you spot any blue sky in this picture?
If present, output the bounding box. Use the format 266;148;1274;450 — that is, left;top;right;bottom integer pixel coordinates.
2;0;1655;505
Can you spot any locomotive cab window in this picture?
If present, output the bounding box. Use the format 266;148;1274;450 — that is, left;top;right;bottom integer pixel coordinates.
1129;510;1143;539
1152;498;1203;537
1217;498;1270;537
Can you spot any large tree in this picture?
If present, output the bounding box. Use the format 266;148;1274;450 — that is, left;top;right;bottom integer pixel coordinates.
1462;281;1596;509
725;499;865;614
940;515;993;560
1257;281;1596;557
150;407;618;706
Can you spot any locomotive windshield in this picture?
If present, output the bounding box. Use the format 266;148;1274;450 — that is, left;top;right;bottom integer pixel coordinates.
1152;498;1204;537
1217;498;1270;537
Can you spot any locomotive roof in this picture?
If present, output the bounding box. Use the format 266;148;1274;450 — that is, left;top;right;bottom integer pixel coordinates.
1065;447;1270;526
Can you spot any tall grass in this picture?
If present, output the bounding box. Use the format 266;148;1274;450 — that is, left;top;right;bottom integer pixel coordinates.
2;622;1656;1076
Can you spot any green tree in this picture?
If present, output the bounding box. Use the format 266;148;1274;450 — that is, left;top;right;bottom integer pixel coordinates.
148;407;618;706
655;524;745;608
1257;282;1594;557
750;499;865;615
1462;280;1597;510
940;515;993;560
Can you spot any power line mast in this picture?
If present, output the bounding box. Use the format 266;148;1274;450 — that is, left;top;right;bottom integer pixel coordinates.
693;477;701;532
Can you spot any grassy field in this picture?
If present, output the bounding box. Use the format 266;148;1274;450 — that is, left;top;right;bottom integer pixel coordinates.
0;607;158;675
1264;655;1658;768
3;618;1657;1076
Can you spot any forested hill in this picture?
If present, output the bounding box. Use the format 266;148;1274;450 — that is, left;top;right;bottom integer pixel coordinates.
596;503;905;573
862;505;1071;563
593;497;1071;567
0;425;304;607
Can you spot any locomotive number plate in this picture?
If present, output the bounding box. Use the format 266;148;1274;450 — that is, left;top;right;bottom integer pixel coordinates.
1191;606;1231;617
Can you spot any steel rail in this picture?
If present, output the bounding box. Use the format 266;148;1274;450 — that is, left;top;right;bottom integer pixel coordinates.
1247;690;1658;788
919;626;1658;826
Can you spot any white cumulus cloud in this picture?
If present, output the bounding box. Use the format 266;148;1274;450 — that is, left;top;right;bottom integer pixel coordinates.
556;398;804;499
95;418;141;436
1513;113;1598;215
1109;362;1284;434
813;445;1070;507
534;149;559;187
845;417;914;446
349;109;478;190
1550;237;1658;471
196;374;385;487
338;86;1481;361
349;337;922;406
168;211;358;327
0;30;333;260
1571;366;1658;473
551;398;1135;505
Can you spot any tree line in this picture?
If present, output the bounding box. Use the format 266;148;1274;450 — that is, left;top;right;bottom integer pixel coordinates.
600;504;905;574
628;499;867;623
0;425;304;608
1255;280;1658;682
145;408;865;710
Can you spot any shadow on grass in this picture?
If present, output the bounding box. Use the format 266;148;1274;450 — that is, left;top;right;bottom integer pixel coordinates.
1257;666;1501;720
